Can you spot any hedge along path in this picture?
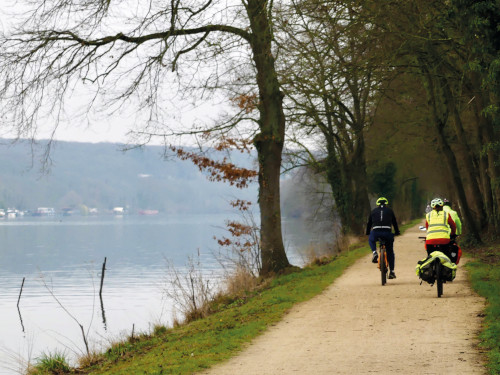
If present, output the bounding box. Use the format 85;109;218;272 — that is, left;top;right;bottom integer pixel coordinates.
200;224;487;374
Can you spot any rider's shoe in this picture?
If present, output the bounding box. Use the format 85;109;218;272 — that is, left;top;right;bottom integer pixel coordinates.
372;252;378;263
388;271;396;279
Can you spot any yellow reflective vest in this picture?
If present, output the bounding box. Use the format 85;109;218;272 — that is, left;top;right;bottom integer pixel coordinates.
443;206;462;235
426;210;451;241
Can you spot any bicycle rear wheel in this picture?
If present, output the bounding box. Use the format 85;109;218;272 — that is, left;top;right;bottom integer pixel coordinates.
380;246;387;286
435;259;443;298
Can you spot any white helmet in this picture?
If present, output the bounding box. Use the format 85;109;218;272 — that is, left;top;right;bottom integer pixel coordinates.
430;198;443;208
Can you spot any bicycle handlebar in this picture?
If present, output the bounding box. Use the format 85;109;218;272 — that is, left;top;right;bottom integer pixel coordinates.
418;235;459;241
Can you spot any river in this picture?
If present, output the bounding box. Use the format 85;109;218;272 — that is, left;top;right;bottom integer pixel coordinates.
0;213;331;374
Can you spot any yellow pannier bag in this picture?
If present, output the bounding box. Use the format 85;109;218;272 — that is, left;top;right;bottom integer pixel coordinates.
416;251;457;284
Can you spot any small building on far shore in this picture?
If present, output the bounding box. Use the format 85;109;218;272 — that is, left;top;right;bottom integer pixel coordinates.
34;207;56;216
113;207;125;215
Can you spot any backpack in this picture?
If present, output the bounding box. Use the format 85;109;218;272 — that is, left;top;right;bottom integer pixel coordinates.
416;251;457;284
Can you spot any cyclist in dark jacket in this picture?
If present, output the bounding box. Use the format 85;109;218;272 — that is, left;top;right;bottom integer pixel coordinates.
366;197;400;279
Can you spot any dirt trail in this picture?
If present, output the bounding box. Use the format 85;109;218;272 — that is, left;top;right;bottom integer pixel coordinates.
200;225;486;374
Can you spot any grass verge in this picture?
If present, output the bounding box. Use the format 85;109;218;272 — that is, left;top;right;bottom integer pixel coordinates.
31;220;420;375
465;241;500;375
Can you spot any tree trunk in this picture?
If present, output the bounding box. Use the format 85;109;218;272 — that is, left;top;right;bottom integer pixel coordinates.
470;82;495;231
470;73;500;231
434;122;480;238
441;78;486;226
482;112;500;230
324;142;351;232
255;136;290;275
423;70;481;241
348;134;371;233
248;0;290;276
323;138;369;235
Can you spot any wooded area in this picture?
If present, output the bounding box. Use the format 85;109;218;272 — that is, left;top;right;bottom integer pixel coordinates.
0;0;498;275
0;141;256;213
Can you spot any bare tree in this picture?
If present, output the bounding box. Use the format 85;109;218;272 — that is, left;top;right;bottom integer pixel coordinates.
0;0;291;275
275;0;386;233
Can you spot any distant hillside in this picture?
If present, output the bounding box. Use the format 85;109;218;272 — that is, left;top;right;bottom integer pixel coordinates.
0;140;257;214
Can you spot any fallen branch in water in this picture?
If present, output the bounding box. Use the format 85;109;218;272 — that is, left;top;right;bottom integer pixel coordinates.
39;273;91;355
99;257;107;299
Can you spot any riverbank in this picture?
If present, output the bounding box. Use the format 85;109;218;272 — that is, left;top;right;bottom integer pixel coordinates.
27;228;378;374
27;221;497;374
80;239;373;374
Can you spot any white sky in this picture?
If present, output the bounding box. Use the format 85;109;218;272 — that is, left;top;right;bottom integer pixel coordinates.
35;102;219;145
0;5;131;144
0;2;231;146
50;116;132;144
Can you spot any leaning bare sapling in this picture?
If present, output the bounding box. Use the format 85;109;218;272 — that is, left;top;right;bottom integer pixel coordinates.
38;269;97;356
163;253;218;324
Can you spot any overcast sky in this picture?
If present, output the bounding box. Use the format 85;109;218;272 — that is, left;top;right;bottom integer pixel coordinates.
0;1;227;146
0;3;130;143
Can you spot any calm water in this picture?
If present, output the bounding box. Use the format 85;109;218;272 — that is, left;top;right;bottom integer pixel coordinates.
0;214;326;374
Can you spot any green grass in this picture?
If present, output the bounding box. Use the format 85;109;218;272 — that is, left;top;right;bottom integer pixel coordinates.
29;351;71;375
466;243;500;375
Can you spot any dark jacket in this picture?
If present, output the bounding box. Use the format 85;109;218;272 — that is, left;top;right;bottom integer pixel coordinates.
365;205;400;235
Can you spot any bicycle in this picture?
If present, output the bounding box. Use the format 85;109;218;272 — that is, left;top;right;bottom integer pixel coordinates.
429;244;451;297
433;254;444;298
418;236;448;298
377;238;389;286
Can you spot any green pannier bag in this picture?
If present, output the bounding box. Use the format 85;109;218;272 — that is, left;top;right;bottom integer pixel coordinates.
416;251;457;284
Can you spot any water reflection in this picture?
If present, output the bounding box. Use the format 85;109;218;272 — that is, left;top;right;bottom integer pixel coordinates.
100;295;107;332
17;306;25;334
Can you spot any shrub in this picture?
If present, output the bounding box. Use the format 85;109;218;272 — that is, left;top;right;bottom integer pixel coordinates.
163;255;218;325
223;266;259;296
29;351;71;374
77;351;102;368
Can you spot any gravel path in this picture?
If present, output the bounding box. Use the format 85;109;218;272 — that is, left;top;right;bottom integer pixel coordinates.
200;224;486;374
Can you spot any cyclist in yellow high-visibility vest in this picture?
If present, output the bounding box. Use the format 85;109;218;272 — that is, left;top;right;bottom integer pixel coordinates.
443;198;462;263
443;199;462;235
425;198;456;257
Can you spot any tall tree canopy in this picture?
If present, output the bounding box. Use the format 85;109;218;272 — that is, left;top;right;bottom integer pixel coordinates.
363;0;500;239
276;0;499;240
275;0;387;233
